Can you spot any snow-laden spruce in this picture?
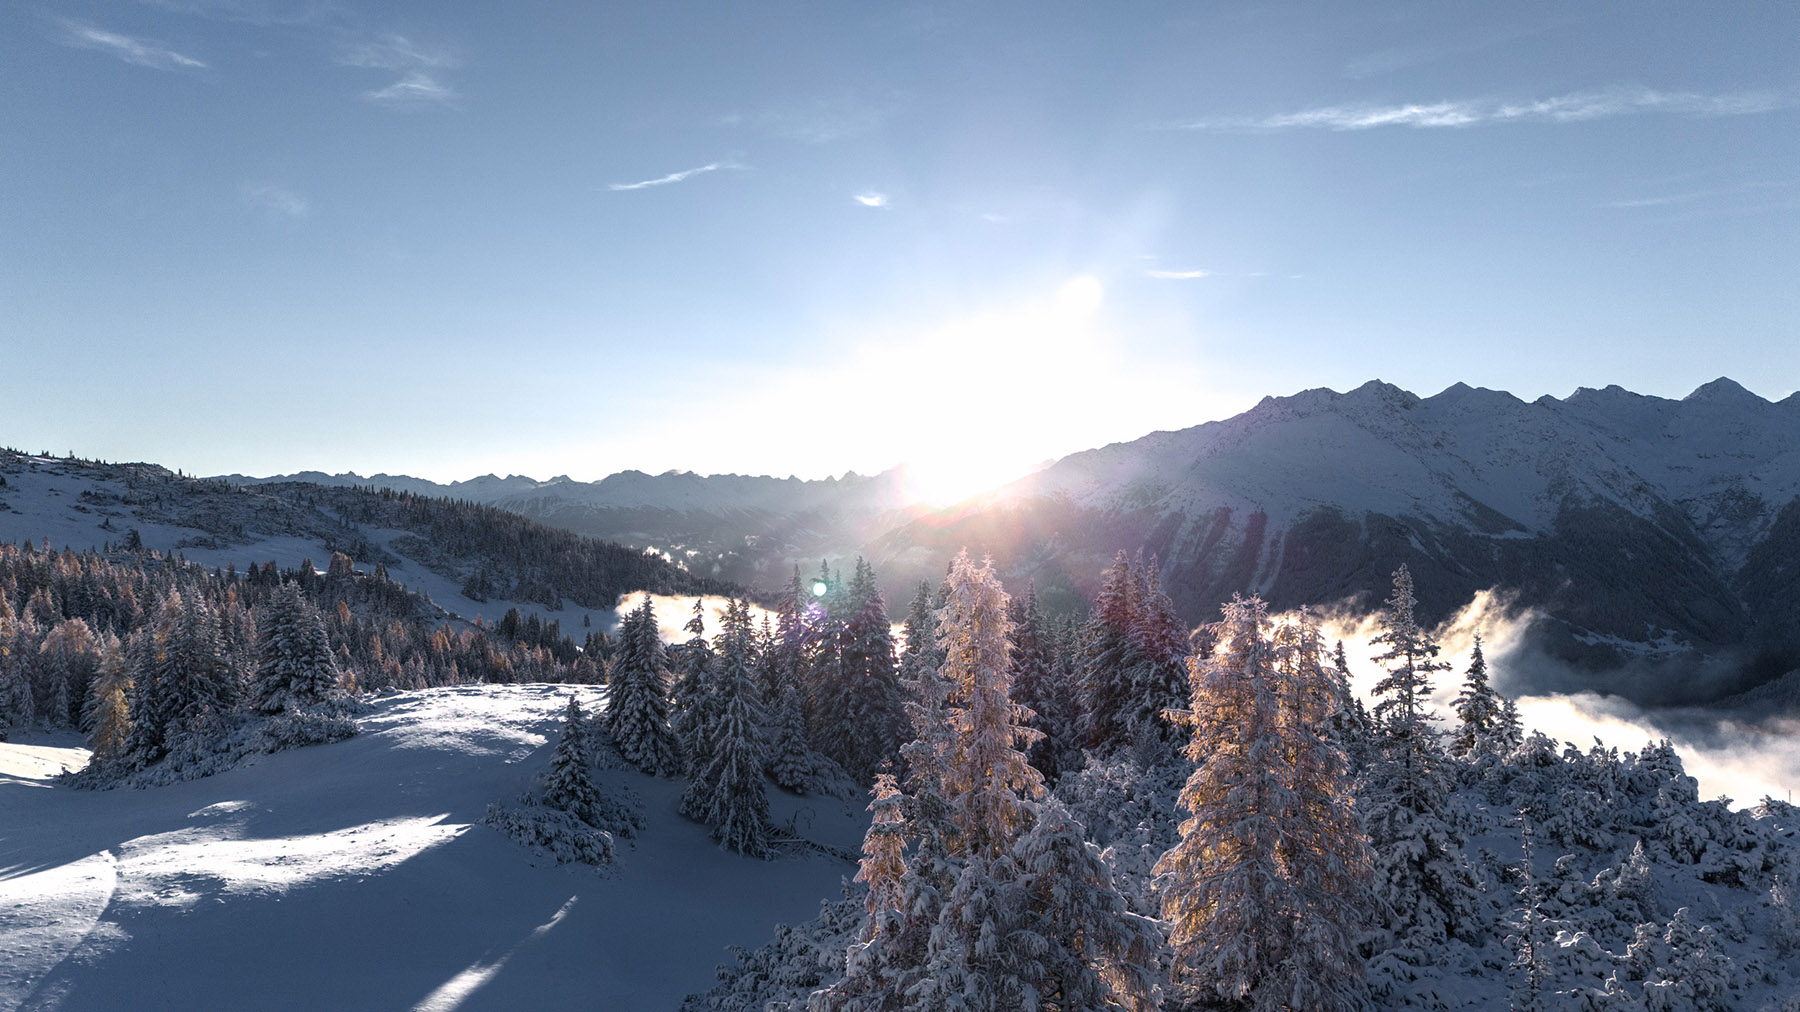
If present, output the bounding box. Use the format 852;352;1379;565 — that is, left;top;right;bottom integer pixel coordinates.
603;594;680;776
252;581;340;714
1156;596;1372;1011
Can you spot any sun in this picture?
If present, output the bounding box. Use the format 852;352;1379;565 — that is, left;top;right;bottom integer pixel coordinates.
886;275;1108;507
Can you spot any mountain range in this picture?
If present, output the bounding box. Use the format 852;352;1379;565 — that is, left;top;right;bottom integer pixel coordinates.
221;377;1800;709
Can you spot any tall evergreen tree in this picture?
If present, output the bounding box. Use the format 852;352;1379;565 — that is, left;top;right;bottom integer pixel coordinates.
252;582;339;714
1450;633;1503;758
672;597;720;787
1369;563;1451;806
1127;557;1191;747
84;635;131;760
1156;596;1372;1011
1080;552;1142;751
831;558;905;780
602;595;679;776
936;550;1044;861
694;598;770;856
1008;585;1076;782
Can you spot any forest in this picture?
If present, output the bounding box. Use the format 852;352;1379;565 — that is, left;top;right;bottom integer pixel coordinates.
2;534;1797;1010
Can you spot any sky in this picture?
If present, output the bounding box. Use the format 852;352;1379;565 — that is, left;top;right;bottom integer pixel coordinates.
3;1;1796;502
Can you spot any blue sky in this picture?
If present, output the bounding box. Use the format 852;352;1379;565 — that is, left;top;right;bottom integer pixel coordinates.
3;1;1796;499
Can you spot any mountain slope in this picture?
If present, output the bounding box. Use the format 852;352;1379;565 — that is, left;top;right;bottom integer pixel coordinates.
868;379;1800;703
0;684;867;1011
214;379;1800;707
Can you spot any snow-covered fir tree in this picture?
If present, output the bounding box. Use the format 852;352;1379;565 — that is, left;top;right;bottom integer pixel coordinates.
767;680;814;793
855;771;908;941
1369;563;1452;782
692;598;770;856
1156;595;1373;1011
1010;585;1081;782
936;549;1044;860
1080;552;1144;751
601;595;679;776
1507;811;1552;1012
0;595;37;729
674;599;723;813
1013;797;1164;1012
1450;633;1504;758
251;581;339;714
830;558;906;781
1127;556;1191;748
541;694;603;824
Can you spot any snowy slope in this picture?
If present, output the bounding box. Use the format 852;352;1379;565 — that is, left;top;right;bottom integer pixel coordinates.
0;684;868;1012
1000;378;1800;545
0;454;625;633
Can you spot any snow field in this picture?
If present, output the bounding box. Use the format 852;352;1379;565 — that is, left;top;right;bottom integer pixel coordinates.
0;684;867;1011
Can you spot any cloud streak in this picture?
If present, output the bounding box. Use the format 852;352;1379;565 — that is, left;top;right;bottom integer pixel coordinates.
56;19;206;72
339;34;459;110
852;192;889;208
1146;269;1211;280
1170;86;1792;132
608;161;739;192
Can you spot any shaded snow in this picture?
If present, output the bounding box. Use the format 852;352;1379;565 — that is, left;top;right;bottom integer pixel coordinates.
0;684;867;1011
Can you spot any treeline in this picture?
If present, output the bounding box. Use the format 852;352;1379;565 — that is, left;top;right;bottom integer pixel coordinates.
259;481;740;611
1;449;740;622
0;539;606;752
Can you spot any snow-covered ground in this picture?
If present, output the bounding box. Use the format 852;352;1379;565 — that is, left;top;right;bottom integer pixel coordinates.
0;685;868;1011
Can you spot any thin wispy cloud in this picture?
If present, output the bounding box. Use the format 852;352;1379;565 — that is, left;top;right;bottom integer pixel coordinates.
338;34;459;110
56;19;206;72
1170;86;1792;132
852;192;889;208
608;161;741;192
240;182;309;217
1601;178;1799;211
1146;269;1212;280
719;93;893;144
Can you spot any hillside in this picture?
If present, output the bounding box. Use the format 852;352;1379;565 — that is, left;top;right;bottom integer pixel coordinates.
0;450;738;634
0;684;868;1011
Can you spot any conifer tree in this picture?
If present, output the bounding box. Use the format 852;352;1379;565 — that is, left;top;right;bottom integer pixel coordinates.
1010;585;1079;782
0;596;36;729
1369;563;1451;807
1508;811;1551;1012
541;694;603;825
1497;694;1524;754
252;582;339;714
767;681;814;793
1156;596;1372;1011
694;598;770;856
936;550;1044;860
1450;633;1504;757
672;598;719;788
85;638;132;761
855;772;908;941
830;558;905;780
1080;552;1143;750
1127;557;1190;746
602;595;679;776
1014;797;1165;1012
